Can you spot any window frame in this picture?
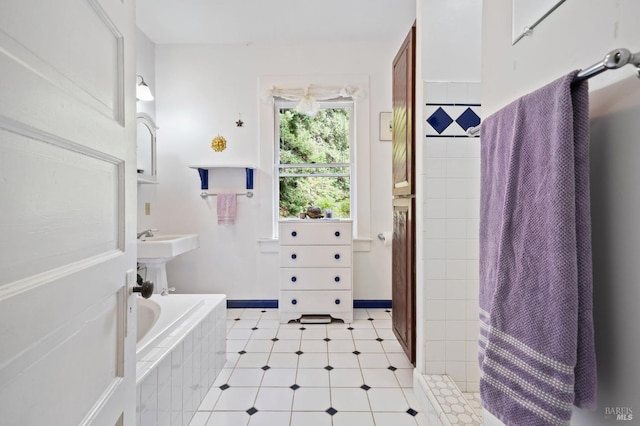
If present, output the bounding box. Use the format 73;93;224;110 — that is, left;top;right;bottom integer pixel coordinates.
273;99;356;235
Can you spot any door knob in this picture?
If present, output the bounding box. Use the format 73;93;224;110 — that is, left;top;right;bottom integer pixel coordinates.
133;280;154;299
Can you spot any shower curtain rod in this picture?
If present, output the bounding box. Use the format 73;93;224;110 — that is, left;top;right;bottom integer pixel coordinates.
466;48;640;137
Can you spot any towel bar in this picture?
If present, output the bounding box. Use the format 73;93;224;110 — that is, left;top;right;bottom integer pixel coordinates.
200;191;254;199
465;47;640;138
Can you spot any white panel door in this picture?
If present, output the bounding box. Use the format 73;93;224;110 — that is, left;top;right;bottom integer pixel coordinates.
0;0;137;425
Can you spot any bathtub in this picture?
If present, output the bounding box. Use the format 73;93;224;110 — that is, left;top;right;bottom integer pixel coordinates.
135;294;227;426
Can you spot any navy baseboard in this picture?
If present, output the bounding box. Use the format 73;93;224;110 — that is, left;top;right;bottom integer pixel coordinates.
226;299;278;309
226;299;392;309
353;300;392;309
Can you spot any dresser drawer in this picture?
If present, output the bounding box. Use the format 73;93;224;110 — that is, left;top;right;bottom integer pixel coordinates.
280;268;351;290
280;245;352;268
279;290;352;313
280;221;352;245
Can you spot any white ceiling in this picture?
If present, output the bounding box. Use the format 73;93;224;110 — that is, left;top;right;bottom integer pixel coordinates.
136;0;416;45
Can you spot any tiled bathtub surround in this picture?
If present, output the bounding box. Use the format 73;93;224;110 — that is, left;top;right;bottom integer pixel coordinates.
414;373;482;426
422;81;481;392
136;295;227;426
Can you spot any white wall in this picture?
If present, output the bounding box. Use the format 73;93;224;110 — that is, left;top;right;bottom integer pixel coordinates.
136;29;158;232
152;41;399;301
416;0;483;392
482;0;640;423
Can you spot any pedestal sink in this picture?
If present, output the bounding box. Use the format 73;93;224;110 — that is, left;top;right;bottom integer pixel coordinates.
137;234;199;294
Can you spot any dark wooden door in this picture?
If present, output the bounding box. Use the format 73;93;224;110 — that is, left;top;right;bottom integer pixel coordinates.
391;25;416;365
392;198;415;364
392;25;415;197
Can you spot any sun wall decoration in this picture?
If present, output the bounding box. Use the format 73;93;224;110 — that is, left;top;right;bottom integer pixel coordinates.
211;135;227;152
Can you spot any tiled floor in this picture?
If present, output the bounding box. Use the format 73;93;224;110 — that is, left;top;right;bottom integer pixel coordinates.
189;308;427;426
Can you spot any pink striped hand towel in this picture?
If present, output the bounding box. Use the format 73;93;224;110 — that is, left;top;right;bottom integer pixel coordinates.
217;193;237;225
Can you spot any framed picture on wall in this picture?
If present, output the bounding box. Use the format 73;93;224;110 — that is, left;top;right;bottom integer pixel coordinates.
379;112;392;141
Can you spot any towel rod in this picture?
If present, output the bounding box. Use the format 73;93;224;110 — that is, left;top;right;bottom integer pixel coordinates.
200;191;254;199
573;48;640;83
465;48;640;137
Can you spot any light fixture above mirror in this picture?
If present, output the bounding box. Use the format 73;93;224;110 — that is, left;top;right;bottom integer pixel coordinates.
136;74;154;101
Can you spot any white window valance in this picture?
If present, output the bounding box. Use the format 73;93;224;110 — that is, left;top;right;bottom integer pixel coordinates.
262;84;365;116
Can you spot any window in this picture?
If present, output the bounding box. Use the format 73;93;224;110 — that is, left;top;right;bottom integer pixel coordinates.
275;100;354;220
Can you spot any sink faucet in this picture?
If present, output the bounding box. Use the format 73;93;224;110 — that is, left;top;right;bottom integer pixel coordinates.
137;228;158;239
161;287;175;296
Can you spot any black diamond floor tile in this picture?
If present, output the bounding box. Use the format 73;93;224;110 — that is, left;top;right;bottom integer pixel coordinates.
360;384;371;391
219;384;230;391
246;407;258;415
407;408;418;416
324;365;334;371
290;384;300;390
271;338;279;342
238;350;246;355
388;366;397;371
295;350;304;355
352;350;361;355
326;407;338;416
261;365;271;371
376;337;384;342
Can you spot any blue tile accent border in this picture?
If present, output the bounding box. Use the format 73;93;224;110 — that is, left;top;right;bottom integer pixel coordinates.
425;134;480;138
425;103;480;107
426;107;454;134
226;300;393;309
425;103;481;138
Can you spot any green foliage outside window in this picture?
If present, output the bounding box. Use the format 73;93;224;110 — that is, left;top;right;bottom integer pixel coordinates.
278;108;351;218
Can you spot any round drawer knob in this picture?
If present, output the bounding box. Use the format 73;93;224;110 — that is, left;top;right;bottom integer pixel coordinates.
334;253;340;260
334;231;340;237
292;299;298;305
335;299;341;305
334;276;340;282
291;276;297;283
291;253;297;260
291;231;297;237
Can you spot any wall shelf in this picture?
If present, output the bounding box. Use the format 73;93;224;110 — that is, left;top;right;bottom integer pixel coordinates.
188;164;257;197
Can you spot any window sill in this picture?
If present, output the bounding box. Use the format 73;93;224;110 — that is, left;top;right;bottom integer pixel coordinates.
258;238;372;253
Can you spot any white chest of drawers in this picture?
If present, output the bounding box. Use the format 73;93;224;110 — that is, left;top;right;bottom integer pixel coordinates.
278;220;353;324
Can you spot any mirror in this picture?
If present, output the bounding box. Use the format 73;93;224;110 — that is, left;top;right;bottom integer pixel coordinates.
512;0;566;44
137;113;157;183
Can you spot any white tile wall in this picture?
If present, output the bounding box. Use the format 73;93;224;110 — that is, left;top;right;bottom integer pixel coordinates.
136;298;227;426
422;81;481;392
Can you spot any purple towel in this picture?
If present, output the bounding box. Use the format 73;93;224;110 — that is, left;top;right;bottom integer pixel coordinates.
479;71;596;426
217;193;237;225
